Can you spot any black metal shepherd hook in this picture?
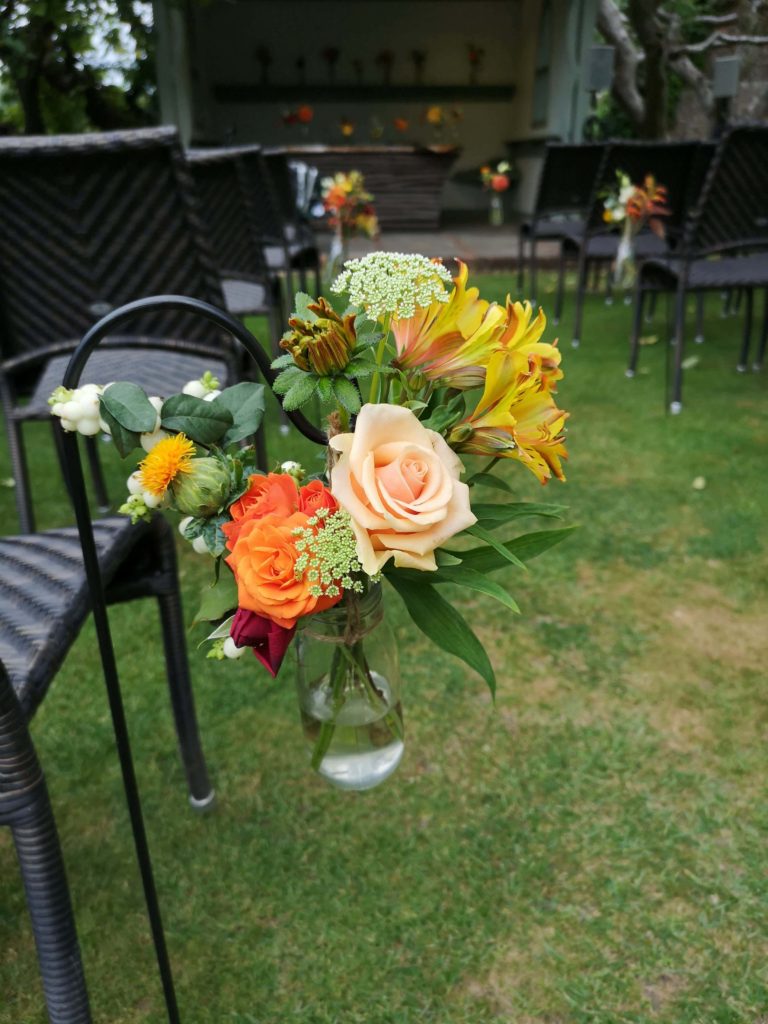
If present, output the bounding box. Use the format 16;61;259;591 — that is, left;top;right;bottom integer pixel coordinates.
61;296;326;1023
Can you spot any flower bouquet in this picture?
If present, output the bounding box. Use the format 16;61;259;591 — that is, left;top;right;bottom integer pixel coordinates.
480;161;513;227
601;170;669;287
321;171;379;281
50;253;571;791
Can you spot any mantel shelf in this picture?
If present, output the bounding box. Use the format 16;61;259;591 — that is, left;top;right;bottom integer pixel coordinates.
212;83;517;103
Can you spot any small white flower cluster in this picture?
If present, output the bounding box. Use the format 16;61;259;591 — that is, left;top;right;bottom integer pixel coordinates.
280;460;305;483
331;251;453;320
48;384;105;436
603;172;634;224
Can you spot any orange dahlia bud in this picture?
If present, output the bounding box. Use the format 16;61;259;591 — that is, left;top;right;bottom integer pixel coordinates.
280;297;357;376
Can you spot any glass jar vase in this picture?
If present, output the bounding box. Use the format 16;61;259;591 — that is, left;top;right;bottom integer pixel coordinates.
294;584;403;791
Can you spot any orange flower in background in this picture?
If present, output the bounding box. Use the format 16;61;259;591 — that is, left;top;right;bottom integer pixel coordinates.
296;104;314;124
225;511;341;629
339;118;355;138
393;117;409;133
425;105;444;126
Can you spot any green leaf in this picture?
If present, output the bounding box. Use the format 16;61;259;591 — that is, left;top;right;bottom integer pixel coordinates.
97;403;141;458
435;550;463;567
270;353;295;370
272;367;304;396
101;382;157;433
454;526;578;574
345;359;376;377
331;377;362;413
160;394;233;445
466;472;515;494
192;570;238;626
216;382;266;447
396;565;520;614
422;393;465;433
202;614;236;645
465;523;527;570
472;502;566;530
386;576;496;696
294;292;315;320
283;374;319;411
316;377;334;404
202;514;230;557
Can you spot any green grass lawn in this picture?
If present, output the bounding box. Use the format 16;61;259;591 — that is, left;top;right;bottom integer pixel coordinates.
1;277;767;1023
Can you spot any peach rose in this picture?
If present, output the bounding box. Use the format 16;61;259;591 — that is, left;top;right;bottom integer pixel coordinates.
329;404;476;574
224;511;341;629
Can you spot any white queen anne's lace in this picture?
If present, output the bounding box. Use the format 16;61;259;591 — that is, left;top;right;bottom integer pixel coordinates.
331;252;453;320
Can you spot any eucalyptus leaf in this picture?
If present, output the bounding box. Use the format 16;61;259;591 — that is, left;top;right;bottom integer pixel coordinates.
101;381;158;433
216;382;266;447
160;394;233;445
386;575;496;696
97;403;141;458
192;570;238;626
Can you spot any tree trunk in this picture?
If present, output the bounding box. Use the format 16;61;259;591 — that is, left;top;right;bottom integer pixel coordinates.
628;0;668;137
15;73;45;134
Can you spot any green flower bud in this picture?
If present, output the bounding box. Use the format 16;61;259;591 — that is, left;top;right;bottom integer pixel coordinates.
280;297;357;376
171;457;231;517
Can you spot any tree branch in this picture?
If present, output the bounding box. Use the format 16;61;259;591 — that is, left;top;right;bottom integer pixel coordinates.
597;0;645;127
676;30;768;54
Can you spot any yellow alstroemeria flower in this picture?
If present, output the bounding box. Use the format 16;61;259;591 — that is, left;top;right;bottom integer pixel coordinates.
448;350;568;484
495;299;563;392
391;260;507;389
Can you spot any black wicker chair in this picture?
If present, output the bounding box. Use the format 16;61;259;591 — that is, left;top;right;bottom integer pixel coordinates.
625;125;768;410
185;147;286;342
517;142;605;314
565;141;702;349
0;511;214;1022
242;147;321;298
0;127;243;533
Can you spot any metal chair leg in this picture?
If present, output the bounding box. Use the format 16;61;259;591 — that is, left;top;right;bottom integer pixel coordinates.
626;283;647;378
737;288;754;372
151;519;214;809
669;281;689;413
517;229;525;291
529;237;538;306
646;290;658;323
84;437;110;512
571;251;589;348
553;243;566;325
8;414;36;534
694;293;705;344
0;666;92;1024
754;290;768;371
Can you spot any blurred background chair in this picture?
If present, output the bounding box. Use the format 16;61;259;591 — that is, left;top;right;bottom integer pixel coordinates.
564;140;704;348
0;127;249;532
518;141;605;314
624;124;768;410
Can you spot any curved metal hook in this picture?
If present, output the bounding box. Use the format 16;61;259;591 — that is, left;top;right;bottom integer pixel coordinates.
62;294;328;446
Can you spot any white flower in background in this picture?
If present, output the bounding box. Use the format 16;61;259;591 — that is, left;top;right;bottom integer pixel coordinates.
331;251;453;320
182;371;220;399
280;460;306;482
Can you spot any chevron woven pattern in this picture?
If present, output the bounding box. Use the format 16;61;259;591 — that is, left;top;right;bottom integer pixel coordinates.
0;517;146;716
0;128;227;358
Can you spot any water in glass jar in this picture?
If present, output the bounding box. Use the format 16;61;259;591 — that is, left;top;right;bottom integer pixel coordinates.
301;671;404;791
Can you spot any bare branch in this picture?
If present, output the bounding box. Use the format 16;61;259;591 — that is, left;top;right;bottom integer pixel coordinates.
597;0;645;126
677;30;768;54
694;13;738;26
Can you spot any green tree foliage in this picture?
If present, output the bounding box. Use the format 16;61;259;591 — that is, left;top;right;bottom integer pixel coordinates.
0;0;157;134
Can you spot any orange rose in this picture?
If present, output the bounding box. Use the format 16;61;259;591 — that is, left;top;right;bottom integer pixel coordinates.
297;105;314;124
298;480;338;517
225;511;341;629
224;473;298;549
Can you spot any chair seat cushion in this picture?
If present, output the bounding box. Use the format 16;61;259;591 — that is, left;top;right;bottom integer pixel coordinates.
643;252;768;290
222;278;268;315
21;348;230;419
522;217;585;240
0;517;148;716
564;232;668;260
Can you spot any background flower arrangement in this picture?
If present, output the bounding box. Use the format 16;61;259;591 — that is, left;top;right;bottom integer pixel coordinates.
602;169;670;285
50;253;571;789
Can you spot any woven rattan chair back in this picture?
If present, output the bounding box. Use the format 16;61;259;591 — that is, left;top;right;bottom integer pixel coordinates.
0;127;226;360
534;142;606;218
185;148;270;281
585;140;700;234
683;124;768;256
233;145;289;244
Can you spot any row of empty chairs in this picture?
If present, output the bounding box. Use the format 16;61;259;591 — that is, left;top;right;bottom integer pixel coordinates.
518;126;768;408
